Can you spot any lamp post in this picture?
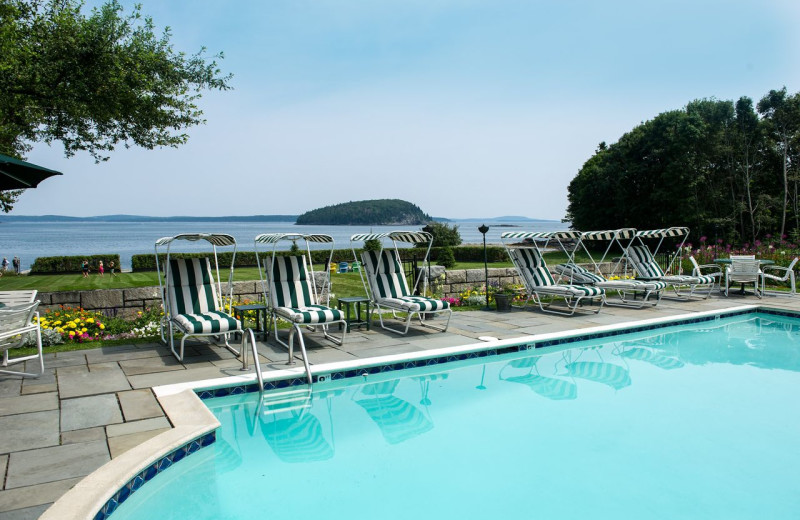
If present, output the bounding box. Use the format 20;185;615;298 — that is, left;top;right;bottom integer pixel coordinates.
478;224;490;310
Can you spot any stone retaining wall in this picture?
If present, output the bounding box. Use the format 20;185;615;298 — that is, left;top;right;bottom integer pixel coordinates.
37;264;615;313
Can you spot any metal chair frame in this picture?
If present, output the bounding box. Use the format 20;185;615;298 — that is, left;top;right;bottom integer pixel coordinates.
155;233;242;361
350;231;452;335
255;233;346;375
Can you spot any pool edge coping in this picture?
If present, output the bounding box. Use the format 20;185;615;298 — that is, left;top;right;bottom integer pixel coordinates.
42;302;791;520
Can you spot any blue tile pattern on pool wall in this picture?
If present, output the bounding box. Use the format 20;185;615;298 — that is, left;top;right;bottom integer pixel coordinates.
93;431;216;520
195;307;800;400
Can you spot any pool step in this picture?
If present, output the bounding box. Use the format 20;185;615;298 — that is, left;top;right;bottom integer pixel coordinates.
258;388;312;415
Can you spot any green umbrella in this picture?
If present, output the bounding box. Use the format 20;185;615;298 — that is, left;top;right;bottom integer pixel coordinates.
0;153;63;190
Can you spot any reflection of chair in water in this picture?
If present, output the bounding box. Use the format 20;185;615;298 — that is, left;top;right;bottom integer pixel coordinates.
564;360;631;390
261;409;334;463
500;356;577;400
354;379;433;445
616;345;684;370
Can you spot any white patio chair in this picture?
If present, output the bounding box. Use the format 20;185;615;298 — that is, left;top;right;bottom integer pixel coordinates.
689;256;723;290
724;258;762;298
761;257;798;296
0;301;44;378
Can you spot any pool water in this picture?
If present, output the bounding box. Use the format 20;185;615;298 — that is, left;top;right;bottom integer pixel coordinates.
112;313;800;519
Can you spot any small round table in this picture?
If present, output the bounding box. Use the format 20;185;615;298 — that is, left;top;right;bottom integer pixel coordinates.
337;297;371;332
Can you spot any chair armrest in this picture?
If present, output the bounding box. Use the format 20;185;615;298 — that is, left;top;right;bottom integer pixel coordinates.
761;265;790;275
696;263;723;275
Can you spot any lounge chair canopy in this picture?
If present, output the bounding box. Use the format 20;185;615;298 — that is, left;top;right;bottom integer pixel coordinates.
350;231;431;244
500;231;582;240
580;228;637;241
635;227;690;239
155;233;236;247
255;233;334;244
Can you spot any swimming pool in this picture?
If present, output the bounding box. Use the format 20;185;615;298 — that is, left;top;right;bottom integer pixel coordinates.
109;311;800;519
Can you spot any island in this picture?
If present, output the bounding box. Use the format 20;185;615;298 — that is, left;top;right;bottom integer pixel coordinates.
296;199;432;225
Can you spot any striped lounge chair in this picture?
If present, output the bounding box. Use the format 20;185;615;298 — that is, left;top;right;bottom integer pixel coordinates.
165;257;242;361
626;245;715;300
554;263;666;308
360;249;452;335
266;255;346;369
509;248;605;316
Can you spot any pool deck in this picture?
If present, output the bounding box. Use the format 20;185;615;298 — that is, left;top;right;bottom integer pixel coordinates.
1;292;799;519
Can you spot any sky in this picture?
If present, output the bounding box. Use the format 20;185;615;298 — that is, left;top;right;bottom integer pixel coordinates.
14;0;800;220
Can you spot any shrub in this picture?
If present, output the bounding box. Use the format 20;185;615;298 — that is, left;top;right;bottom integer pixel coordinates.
31;254;121;274
437;246;456;268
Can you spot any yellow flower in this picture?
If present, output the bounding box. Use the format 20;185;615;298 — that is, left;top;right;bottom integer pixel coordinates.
99;323;105;330
68;331;75;337
81;327;88;332
86;317;94;324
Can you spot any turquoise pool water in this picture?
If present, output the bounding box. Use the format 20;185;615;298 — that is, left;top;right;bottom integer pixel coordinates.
112;313;800;519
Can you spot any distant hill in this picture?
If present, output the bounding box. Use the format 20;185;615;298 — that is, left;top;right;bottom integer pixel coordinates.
296;199;432;225
445;216;559;222
0;214;298;222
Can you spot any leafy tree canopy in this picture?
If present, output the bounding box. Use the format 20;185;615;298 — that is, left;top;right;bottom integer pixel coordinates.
566;88;800;244
0;0;232;211
419;221;462;248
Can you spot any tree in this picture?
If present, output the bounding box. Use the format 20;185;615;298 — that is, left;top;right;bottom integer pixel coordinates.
0;0;232;211
419;222;462;248
757;88;800;238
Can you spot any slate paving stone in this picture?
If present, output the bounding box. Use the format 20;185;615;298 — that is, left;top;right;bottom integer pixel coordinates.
61;426;106;445
60;394;122;431
0;379;21;399
57;363;130;399
107;428;171;458
20;367;55;386
106;416;170;438
0;411;59;453
0;477;82;513
41;352;87;369
118;356;186;376
0;393;57;417
85;347;164;364
0;503;50;520
19;383;56;396
117;389;163;421
5;440;109;489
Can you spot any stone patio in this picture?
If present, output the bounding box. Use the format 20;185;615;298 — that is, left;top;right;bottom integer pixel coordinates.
0;292;798;519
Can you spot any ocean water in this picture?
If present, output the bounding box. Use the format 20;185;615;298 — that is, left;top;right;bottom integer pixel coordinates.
0;220;568;270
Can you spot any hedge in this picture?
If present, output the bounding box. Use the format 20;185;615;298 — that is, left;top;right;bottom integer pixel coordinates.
30;254;122;274
131;248;450;272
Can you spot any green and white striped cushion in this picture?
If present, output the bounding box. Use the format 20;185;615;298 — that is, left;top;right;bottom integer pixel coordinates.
269;256;315;308
555;263;606;284
168;258;220;316
513;249;604;297
270;256;343;323
692;275;716;285
513;248;555;287
361;250;412;298
378;295;449;312
167;258;240;334
173;311;240;334
274;304;344;324
628;245;666;278
534;285;605;298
